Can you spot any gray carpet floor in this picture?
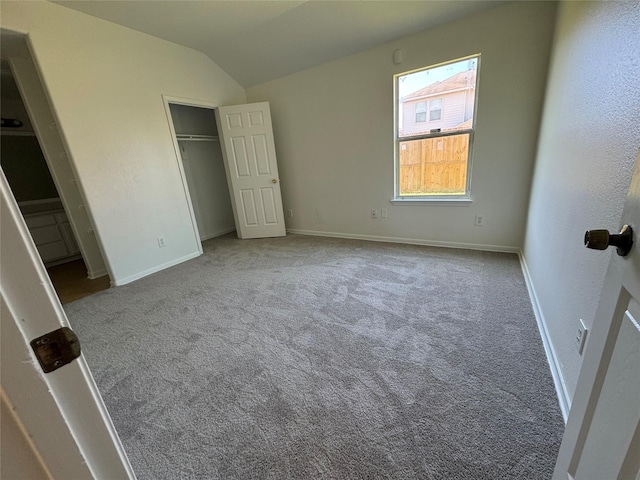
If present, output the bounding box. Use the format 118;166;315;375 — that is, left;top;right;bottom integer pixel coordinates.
65;234;564;479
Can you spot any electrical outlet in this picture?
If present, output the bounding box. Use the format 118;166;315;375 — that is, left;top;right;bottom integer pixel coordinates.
475;214;484;226
287;209;293;218
371;209;378;219
157;236;166;248
576;319;588;355
381;208;388;219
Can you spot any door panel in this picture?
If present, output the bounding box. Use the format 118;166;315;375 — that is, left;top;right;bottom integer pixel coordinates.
216;102;286;239
254;135;271;175
249;110;264;126
573;296;640;479
227;112;243;128
231;137;251;177
260;187;278;224
240;189;259;226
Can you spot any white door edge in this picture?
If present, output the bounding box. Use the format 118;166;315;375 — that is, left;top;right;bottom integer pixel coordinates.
162;94;221;253
1;169;136;479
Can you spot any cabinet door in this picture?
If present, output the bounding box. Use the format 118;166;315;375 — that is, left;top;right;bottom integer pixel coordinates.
30;223;63;245
25;213;69;262
60;222;81;255
25;212;74;262
37;241;70;262
25;213;57;229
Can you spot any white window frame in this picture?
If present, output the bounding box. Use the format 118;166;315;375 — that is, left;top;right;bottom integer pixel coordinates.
415;101;427;123
429;98;443;121
393;54;480;204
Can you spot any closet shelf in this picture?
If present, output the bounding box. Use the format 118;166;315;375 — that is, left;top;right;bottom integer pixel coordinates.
176;134;219;142
1;130;36;137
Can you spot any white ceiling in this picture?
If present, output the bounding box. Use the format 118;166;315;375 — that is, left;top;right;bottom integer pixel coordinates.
51;0;505;88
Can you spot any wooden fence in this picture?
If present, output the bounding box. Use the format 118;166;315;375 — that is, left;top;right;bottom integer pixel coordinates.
399;133;469;195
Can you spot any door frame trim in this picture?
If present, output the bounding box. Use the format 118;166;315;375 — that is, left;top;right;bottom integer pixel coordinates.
161;95;221;253
5;34;110;281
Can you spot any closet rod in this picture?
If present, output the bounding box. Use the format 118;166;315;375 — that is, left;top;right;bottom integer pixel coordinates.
176;134;219;142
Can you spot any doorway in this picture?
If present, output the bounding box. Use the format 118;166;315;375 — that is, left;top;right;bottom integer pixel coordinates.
166;98;287;243
165;99;235;244
1;31;110;303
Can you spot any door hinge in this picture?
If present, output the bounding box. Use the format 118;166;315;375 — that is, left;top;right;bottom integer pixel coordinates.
30;327;81;373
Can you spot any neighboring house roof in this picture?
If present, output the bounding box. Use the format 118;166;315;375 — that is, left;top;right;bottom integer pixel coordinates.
402;70;476;102
446;118;473;131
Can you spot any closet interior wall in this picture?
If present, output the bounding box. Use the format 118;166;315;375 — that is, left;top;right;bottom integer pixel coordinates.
169;103;235;241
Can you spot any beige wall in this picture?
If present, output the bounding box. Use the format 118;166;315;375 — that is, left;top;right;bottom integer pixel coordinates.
523;1;640;410
247;2;556;250
1;1;245;285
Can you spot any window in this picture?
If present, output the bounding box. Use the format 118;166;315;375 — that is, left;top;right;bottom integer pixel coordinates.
395;55;479;199
429;98;442;121
415;102;427;123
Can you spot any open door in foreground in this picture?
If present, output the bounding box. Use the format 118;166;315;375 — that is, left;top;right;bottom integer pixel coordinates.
216;102;286;239
553;151;640;479
0;170;135;478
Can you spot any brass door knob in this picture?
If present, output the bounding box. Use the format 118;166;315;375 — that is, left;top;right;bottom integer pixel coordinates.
272;179;278;184
584;224;633;256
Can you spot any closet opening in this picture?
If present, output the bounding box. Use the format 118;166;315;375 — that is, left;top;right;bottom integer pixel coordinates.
165;100;235;245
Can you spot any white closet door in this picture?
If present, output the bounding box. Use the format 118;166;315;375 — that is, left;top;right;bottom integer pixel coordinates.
215;102;286;239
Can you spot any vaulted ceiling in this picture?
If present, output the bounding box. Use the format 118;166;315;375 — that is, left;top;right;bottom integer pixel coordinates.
51;1;505;88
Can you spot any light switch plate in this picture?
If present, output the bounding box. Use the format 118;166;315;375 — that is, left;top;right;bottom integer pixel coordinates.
576;319;588;355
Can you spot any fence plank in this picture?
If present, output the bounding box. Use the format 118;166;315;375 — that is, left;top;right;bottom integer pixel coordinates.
399;134;469;194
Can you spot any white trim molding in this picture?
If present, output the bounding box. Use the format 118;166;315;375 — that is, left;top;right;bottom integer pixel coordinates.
87;268;108;280
390;198;473;206
519;251;571;422
287;228;519;253
112;251;201;286
200;226;236;242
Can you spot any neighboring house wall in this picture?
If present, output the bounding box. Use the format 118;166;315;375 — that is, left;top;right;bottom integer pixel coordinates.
402;90;469;136
0;1;245;285
523;1;640;409
247;2;556;250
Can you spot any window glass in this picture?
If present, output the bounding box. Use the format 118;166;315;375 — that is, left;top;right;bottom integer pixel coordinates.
415;102;427;123
429;98;442;121
395;55;479;198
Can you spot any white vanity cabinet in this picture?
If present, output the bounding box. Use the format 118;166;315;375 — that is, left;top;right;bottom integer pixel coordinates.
24;209;81;265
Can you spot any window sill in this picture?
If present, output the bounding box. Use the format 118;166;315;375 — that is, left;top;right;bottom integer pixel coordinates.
390;197;472;206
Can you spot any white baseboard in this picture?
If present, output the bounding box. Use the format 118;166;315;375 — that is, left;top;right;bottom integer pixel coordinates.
112;251;201;287
87;268;108;280
287;229;520;254
519;251;571;423
112;227;235;286
201;226;236;241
